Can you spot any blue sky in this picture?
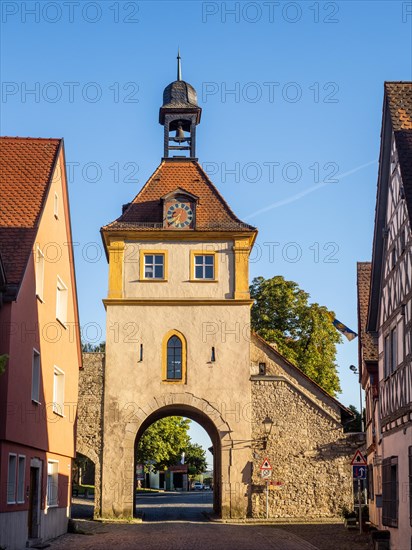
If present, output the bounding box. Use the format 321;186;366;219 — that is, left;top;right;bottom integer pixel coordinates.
1;1;411;466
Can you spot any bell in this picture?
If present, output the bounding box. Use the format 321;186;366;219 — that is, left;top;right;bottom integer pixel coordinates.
173;124;186;143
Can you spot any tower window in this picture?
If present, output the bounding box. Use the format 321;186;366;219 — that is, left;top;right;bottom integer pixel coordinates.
191;252;217;281
167;336;182;379
140;251;168;281
162;330;186;383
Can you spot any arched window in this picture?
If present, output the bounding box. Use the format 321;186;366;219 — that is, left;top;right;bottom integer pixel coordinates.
162;330;187;383
167;336;182;379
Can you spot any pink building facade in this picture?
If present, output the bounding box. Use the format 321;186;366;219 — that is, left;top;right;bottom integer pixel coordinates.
0;138;82;549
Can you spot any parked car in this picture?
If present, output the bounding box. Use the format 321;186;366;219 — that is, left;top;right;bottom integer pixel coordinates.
193;482;204;490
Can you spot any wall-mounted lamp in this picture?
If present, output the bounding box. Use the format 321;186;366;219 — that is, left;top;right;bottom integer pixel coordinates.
262;416;273;449
211;347;216;362
350;364;363;432
259;362;266;375
263;416;273;436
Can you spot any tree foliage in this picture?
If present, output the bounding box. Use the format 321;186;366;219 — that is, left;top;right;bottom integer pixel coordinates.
136;417;191;471
185;442;207;474
343;405;363;433
82;341;106;352
250;275;342;396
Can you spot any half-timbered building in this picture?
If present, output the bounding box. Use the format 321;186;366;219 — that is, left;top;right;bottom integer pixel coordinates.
365;82;412;550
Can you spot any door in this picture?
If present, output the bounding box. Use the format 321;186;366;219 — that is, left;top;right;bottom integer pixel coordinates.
28;466;40;539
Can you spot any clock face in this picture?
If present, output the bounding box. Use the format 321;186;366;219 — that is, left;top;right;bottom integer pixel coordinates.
166;202;194;228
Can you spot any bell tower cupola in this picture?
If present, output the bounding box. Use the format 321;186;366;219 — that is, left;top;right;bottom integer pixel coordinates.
159;50;202;159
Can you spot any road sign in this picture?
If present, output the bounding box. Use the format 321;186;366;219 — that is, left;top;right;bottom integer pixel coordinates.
260;458;272;471
353;465;367;480
261;469;272;479
351;450;367;466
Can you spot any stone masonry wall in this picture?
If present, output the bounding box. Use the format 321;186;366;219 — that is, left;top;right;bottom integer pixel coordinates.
77;352;104;515
250;335;365;519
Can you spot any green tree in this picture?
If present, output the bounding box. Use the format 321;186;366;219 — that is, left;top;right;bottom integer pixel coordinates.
136;417;191;471
343;405;363;433
250;275;342;396
184;442;207;475
82;341;105;352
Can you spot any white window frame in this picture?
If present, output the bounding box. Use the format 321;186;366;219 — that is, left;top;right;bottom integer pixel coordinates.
52;366;65;416
193;253;215;280
47;460;59;507
17;455;26;504
35;247;45;301
32;349;41;404
56;276;68;326
144;254;165;280
54;192;59;219
7;453;17;504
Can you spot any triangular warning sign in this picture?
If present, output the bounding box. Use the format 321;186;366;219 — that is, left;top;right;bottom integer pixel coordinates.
260;458;272;470
350;450;366;466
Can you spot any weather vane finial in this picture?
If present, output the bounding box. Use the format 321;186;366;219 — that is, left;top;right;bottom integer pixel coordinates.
177;48;182;81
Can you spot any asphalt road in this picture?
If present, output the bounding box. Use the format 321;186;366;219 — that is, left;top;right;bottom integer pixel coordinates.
135;490;213;522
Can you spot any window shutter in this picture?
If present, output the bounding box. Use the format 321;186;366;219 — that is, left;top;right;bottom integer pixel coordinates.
382;457;390;526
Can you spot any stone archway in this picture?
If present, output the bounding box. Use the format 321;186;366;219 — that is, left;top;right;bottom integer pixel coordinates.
100;393;248;519
75;444;101;515
133;403;224;516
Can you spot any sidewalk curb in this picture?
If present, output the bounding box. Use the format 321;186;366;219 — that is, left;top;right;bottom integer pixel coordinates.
204;514;344;525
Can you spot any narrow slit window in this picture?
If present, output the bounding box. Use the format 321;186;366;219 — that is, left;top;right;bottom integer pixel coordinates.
54;192;59;218
32;349;41;403
56;277;68;325
35;247;45;300
167;336;182;380
53;367;65;416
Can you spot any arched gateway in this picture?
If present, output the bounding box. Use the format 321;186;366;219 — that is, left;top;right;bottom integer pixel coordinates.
89;56;360;520
133;400;229;517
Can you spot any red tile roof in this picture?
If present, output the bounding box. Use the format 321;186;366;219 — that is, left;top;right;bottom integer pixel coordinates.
356;262;378;367
385;83;412;225
385;82;412;131
0;137;61;288
103;159;256;232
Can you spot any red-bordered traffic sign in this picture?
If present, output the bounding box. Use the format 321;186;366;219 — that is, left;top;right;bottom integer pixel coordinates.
260;458;272;470
351;450;366;466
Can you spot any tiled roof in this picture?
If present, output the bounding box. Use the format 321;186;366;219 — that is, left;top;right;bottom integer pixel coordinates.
385;82;412;130
356;262;378;367
103;159;256;232
385;83;412;225
0;137;61;287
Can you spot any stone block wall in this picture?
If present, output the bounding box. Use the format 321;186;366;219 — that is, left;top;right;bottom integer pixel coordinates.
77;352;104;515
250;334;366;519
251;377;365;518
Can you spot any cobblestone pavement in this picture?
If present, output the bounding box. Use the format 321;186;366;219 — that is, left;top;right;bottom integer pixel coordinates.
58;493;370;550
